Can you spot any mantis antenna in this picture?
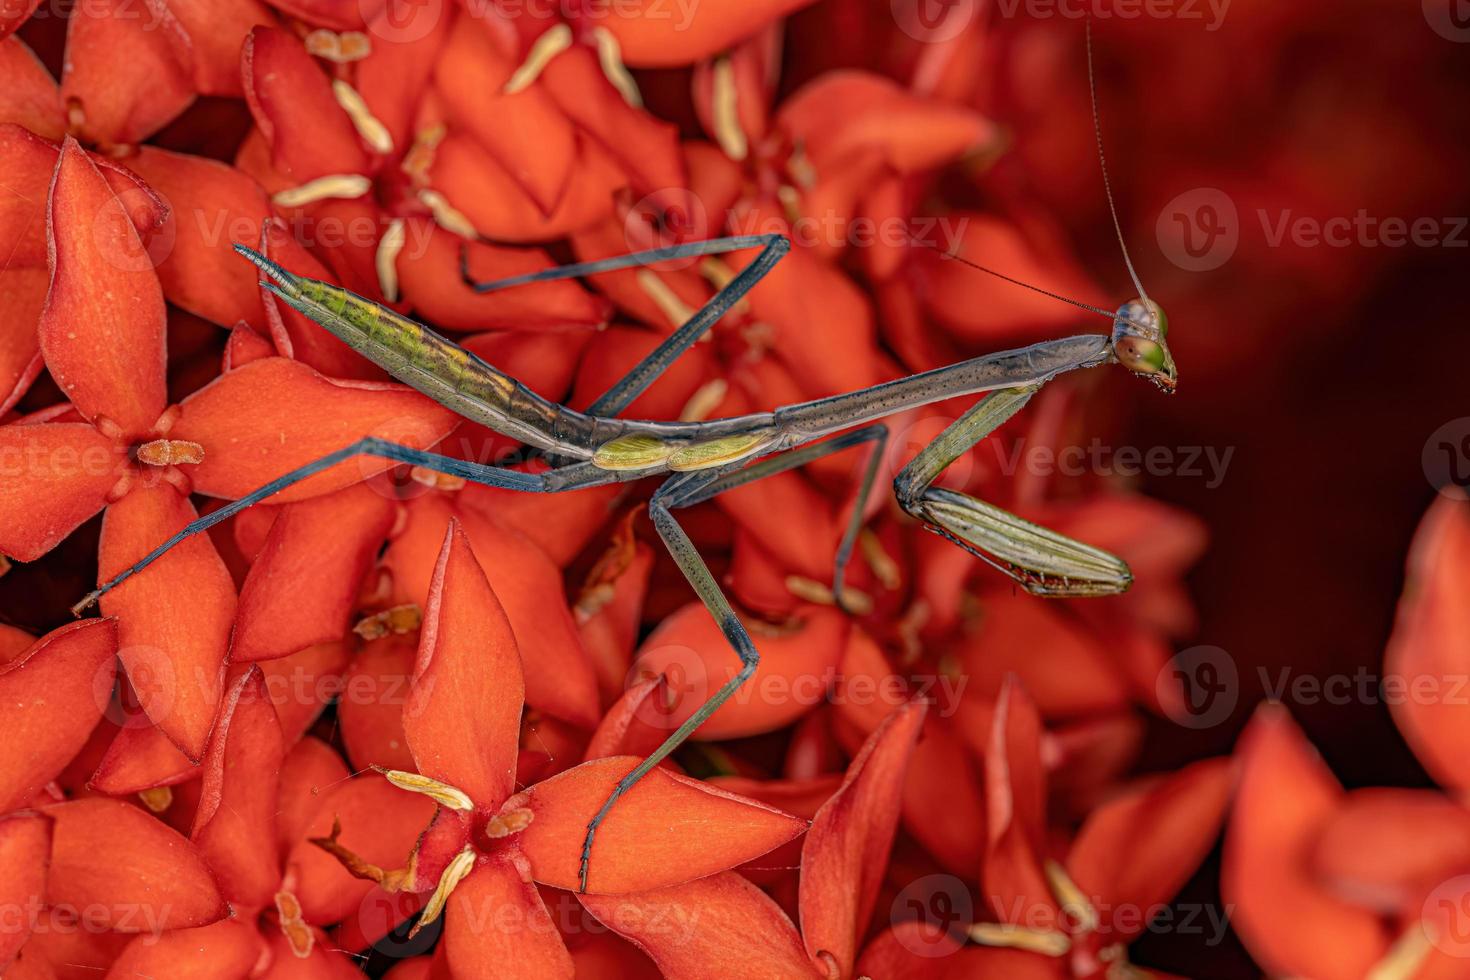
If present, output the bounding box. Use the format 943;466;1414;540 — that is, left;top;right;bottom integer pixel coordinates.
1086;17;1152;310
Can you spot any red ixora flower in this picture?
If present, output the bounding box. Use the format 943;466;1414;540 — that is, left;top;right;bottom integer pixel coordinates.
1224;492;1470;980
309;519;809;974
0;135;458;763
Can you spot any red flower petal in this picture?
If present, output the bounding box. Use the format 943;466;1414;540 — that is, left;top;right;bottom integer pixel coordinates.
434;18;576;215
955;594;1131;716
579;872;817;979
286;773;436;925
0;270;46;414
983;678;1052;925
124;147;274;331
538;46;684;199
259;928;365;978
1222;705;1391;978
60;0;193;145
99;484;236;761
578;540;655;703
0;36;62;139
577;0;817;67
277;736;350;853
42;797;227;931
192;667;285;909
1313;787;1470;912
585;675;676;762
163;0;273;97
233;483;395;662
404;518;525;811
779;72;994;173
634;602;847;740
897;715;987;875
1066;757;1233;939
800;700;926;977
104;920;265;980
444;851;575;980
88;722;196;796
0;811;51;967
172;356;459;502
39;138;167;440
338;635;417;773
916;215;1102;343
427;131;618;243
0;422;122;561
515;756;807;893
854;923;964;978
384;496;599;728
0;2;40;41
261;0;365;31
258;639;352;742
353;3;450;153
0;619;116;812
397;220;607;331
243;27;369;181
1386;493;1470;791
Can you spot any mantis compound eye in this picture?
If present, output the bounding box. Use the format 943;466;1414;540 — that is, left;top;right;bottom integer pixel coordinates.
1112;298;1177;392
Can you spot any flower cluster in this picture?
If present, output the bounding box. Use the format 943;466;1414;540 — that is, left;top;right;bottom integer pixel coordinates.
0;1;1460;979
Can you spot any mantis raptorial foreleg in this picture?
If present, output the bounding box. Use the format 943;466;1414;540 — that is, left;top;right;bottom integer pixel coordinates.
893;387;1133;597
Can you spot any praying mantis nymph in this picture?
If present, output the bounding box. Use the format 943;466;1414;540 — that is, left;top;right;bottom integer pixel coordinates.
75;23;1173;893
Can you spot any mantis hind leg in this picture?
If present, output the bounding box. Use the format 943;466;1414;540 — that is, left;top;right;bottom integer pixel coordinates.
73;437;615;615
892;387;1133;598
462;234;790;418
576;423;888;890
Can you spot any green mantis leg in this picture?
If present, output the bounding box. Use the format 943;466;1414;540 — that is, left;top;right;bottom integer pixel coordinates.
893;387;1133;598
576;422;887;891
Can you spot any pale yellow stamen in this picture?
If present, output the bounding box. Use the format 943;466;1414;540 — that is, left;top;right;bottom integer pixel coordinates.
697;258;750;316
636;269;696;329
787;143;818;189
418;188;479;239
1366;923;1434;980
273;174;372;208
590;27;641;107
377;768;474;811
503;24;572;94
401;124;446;185
710;57;748;162
1045;859;1100;933
135;439;204;467
777;184;802;224
409;465;466;491
305;29;372;63
332;79;394;154
412;847;476;937
353;604;422;641
859;530;902;590
376;218;406;303
137;786;172;813
785;575;874;615
967;922;1071;956
483;806;535;839
275;891;314;958
678;379;728;422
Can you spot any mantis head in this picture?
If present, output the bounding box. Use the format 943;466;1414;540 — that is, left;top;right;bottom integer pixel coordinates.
1111;298;1176;393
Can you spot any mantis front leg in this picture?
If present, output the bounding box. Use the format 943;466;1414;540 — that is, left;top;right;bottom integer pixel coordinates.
893;386;1133;598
